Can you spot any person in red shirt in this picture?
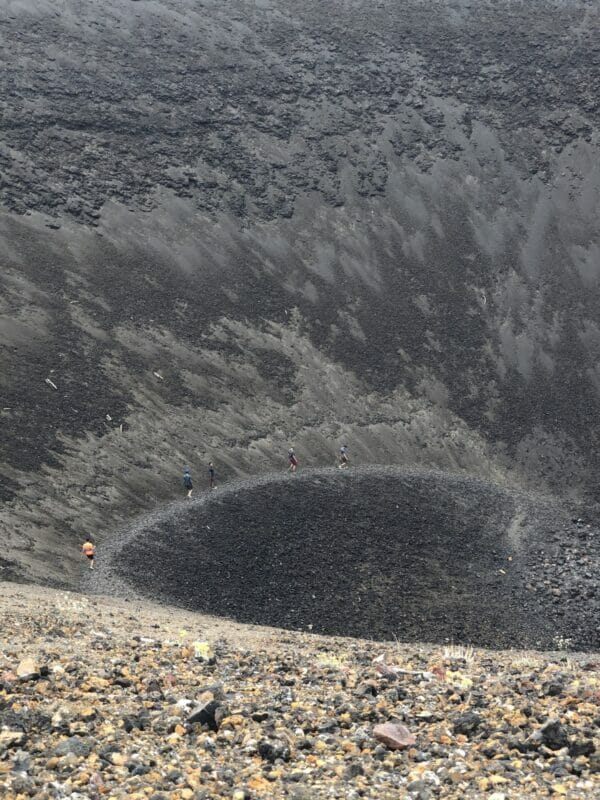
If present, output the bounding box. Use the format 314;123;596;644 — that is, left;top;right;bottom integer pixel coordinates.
288;448;298;473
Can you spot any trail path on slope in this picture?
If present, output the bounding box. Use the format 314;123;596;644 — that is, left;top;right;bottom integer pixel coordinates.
85;465;599;650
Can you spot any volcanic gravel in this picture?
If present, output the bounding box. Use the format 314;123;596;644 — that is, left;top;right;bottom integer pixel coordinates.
0;583;599;800
98;468;600;652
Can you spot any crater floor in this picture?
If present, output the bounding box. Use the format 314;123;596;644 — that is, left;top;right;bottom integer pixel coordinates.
96;467;600;651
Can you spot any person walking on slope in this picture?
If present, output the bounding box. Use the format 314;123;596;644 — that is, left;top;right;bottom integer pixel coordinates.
288;447;299;473
338;444;349;469
208;461;215;490
183;467;193;498
82;538;96;570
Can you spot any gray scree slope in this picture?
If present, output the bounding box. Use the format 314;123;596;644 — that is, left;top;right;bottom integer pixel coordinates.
1;0;600;585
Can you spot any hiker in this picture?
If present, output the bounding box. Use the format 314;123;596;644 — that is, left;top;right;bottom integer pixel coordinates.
183;467;193;498
338;444;349;469
288;447;298;473
82;538;96;570
208;461;215;490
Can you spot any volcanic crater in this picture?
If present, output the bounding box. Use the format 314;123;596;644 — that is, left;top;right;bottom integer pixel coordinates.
100;467;599;651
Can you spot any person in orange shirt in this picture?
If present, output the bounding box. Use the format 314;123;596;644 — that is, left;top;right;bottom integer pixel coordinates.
82;539;96;570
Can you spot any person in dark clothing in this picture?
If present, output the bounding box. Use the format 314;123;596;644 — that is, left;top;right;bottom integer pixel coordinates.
288;447;298;473
208;462;215;490
338;445;349;469
183;467;193;498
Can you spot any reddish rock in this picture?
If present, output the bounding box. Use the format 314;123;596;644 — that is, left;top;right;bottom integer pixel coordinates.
373;722;416;750
374;661;401;678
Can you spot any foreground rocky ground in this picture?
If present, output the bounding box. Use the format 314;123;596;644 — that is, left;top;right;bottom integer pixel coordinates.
0;583;598;799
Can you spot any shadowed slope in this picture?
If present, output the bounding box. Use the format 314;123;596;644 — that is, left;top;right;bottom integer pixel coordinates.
93;468;600;650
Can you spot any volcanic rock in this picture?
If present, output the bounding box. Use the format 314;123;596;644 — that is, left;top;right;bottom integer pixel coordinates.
453;711;484;737
16;658;39;681
540;720;569;751
569;740;596;758
187;695;221;731
258;739;292;763
0;585;598;799
54;736;93;757
0;731;26;751
372;722;416;750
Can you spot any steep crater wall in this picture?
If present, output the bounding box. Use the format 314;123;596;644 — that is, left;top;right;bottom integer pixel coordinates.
2;0;600;586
